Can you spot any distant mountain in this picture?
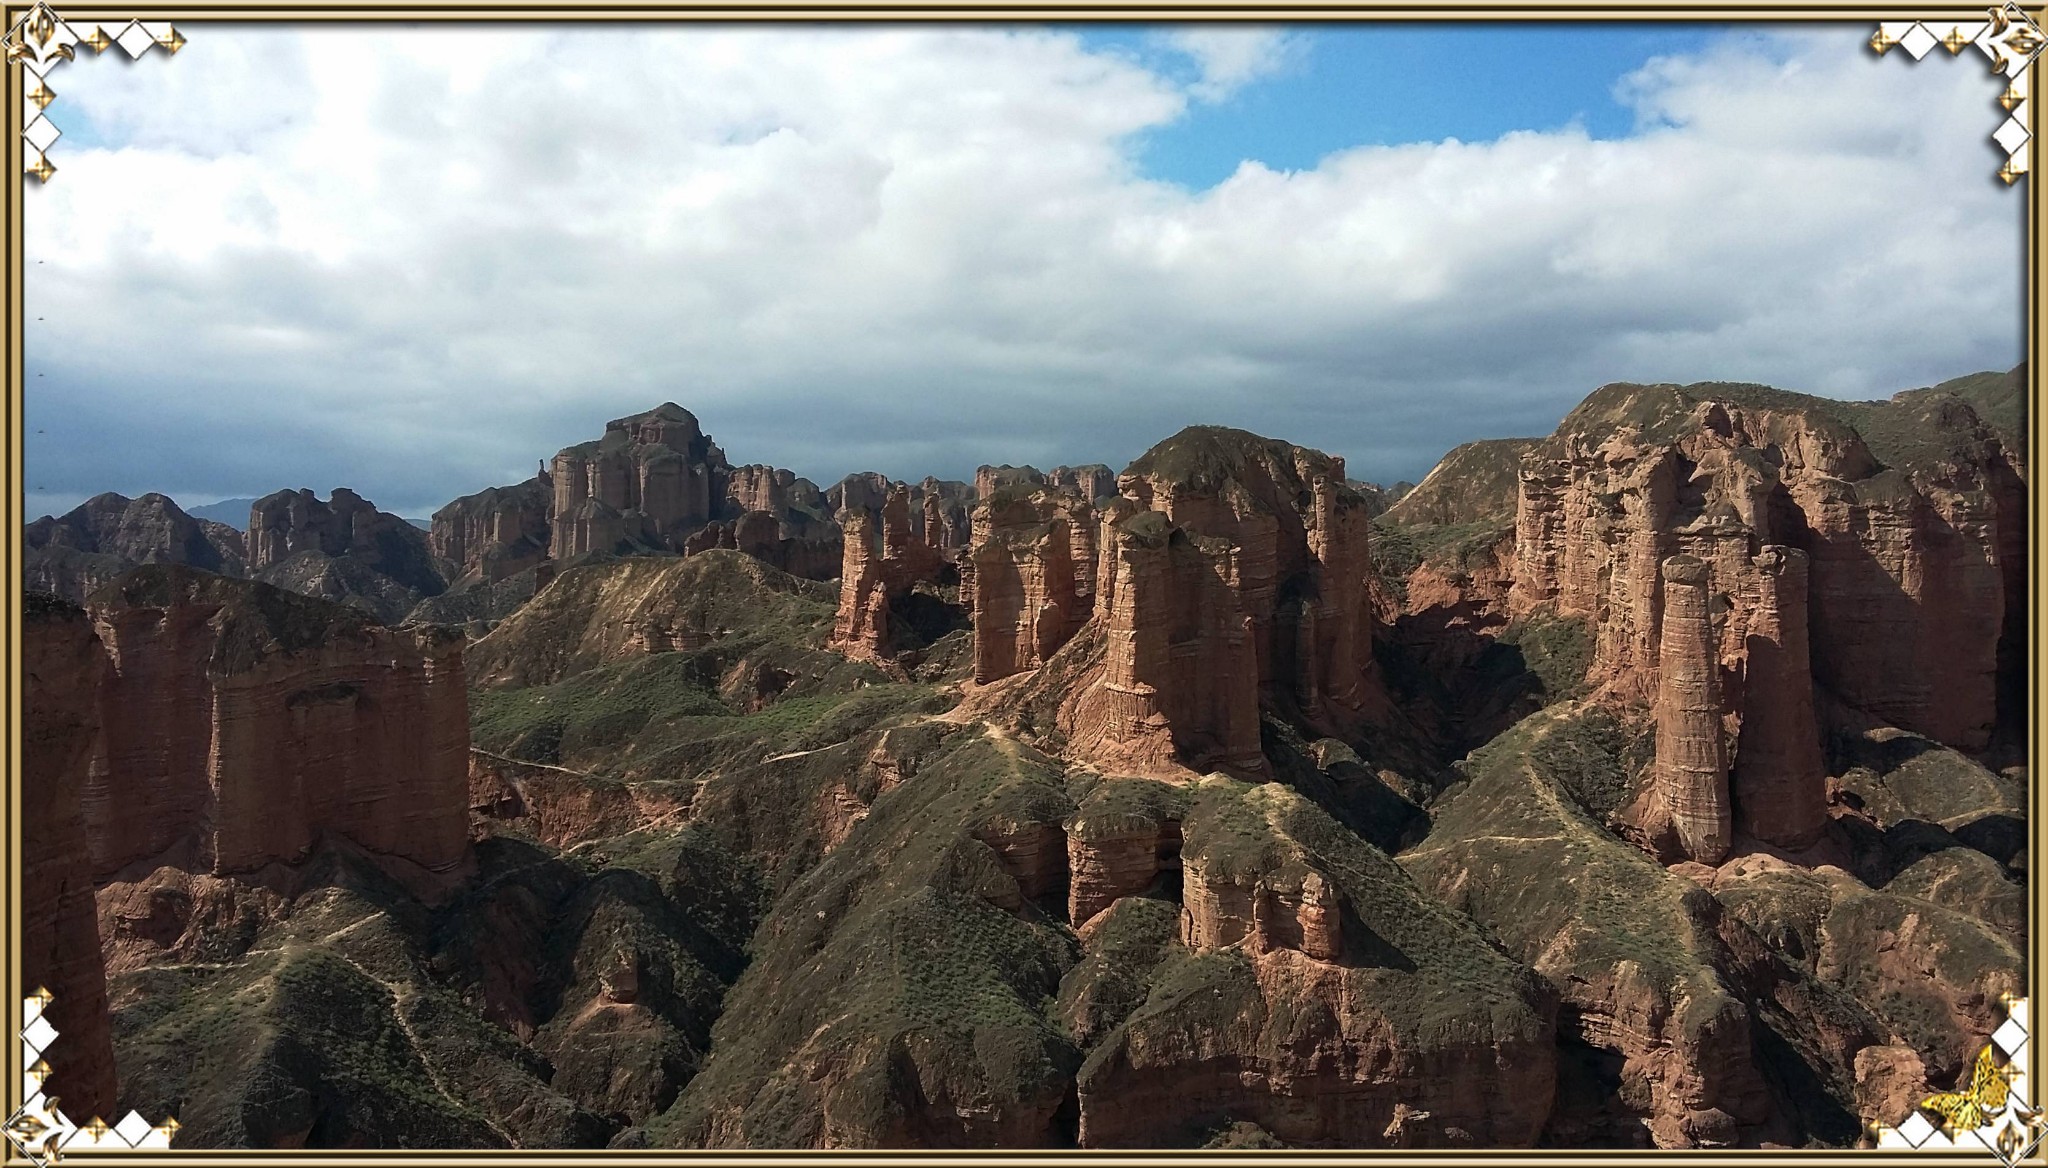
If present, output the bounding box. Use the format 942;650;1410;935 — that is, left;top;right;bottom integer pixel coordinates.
184;497;259;529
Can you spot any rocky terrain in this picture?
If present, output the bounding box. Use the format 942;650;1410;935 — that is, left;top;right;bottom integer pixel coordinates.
21;364;2028;1150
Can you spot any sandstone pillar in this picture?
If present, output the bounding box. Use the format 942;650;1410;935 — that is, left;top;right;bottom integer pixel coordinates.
1656;555;1731;863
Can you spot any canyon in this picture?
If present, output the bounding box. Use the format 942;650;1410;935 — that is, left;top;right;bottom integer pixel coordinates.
20;364;2027;1151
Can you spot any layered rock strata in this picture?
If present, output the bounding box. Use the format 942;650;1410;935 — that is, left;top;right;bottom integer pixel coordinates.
550;403;731;558
1076;783;1559;1148
682;511;841;581
23;596;120;1120
1732;546;1828;848
1048;464;1116;502
1068;508;1265;776
975;464;1045;499
83;565;471;879
967;487;1096;683
430;473;553;587
1509;383;2021;751
1654;556;1730;864
726;464;826;518
831;487;943;660
1052;428;1382;777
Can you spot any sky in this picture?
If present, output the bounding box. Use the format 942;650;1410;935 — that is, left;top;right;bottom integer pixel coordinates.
23;21;2027;520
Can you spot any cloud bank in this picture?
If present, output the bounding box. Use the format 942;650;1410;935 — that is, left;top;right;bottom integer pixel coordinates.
24;24;2023;517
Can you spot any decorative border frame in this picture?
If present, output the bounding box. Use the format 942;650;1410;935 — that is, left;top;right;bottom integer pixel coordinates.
5;992;173;1165
1873;5;2047;182
0;6;2039;1166
0;2;180;182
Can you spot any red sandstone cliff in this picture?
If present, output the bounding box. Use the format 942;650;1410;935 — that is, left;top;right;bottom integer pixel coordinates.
831;487;947;661
966;487;1095;683
550;403;731;558
1508;383;2019;752
83;565;471;880
23;595;120;1121
998;428;1384;778
430;473;553;587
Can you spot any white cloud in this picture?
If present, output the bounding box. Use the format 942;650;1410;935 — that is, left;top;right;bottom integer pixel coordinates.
1157;26;1304;101
22;24;2024;519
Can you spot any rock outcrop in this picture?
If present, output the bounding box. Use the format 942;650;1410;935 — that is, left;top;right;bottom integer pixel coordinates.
682;511;841;582
1508;381;2022;751
1653;555;1730;865
1402;708;1881;1148
975;464;1045;500
550;404;731;559
1045;428;1382;778
247;488;447;622
966;487;1095;683
23;596;120;1121
1048;464;1116;502
83;565;471;879
913;477;975;551
831;487;947;661
1074;781;1559;1148
26;492;247;603
1064;780;1185;928
1069;507;1265;775
430;473;553;587
726;464;826;518
1731;547;1827;849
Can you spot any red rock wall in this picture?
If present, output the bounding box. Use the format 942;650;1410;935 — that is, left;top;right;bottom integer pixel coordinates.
1731;546;1827;848
23;599;120;1120
85;568;472;879
1067;511;1265;777
430;474;552;586
830;488;945;660
550;405;729;558
1509;397;2013;750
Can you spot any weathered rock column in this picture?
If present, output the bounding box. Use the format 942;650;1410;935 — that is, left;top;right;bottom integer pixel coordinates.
1733;546;1829;849
1656;555;1731;863
24;598;119;1120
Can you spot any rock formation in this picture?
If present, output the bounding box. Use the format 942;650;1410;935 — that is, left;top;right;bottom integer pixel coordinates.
975;464;1045;499
26;492;247;603
83;565;471;879
1654;556;1731;864
1048;464;1116;501
1508;383;2021;751
1074;782;1560;1148
1731;546;1828;849
682;511;842;581
23;596;120;1121
1041;428;1381;778
550;403;731;558
726;464;826;518
430;473;553;587
966;487;1095;683
1064;781;1183;928
831;487;946;660
246;487;447;622
1066;507;1264;775
913;477;975;551
826;471;892;522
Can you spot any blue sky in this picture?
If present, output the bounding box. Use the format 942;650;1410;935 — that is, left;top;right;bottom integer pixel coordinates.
1081;24;1722;188
23;23;2024;518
